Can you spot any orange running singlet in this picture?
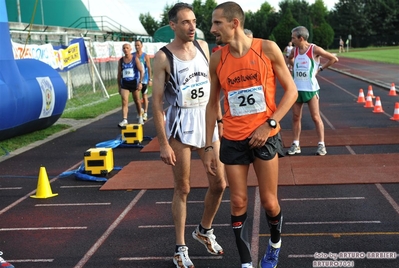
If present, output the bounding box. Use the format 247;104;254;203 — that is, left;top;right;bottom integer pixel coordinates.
216;38;279;141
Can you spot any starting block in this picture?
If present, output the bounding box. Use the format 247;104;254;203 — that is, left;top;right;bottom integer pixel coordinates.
121;124;143;144
83;147;114;175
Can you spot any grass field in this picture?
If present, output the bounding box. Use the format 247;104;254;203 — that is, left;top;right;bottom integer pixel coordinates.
1;46;398;157
332;47;399;65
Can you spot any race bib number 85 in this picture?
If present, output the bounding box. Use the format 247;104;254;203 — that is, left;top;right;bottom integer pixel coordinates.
179;80;210;108
227;86;266;116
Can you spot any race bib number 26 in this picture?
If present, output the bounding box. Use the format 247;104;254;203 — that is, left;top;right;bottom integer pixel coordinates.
227;86;266;116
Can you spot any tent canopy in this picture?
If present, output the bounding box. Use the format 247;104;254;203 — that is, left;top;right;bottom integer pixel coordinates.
153;25;204;42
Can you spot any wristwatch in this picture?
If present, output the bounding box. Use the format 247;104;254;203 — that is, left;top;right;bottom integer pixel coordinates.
266;118;277;129
319;66;323;71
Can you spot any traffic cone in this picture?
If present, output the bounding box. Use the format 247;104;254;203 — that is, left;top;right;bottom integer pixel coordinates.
372;96;384;113
390;102;399;120
30;166;58;199
389;83;397;96
364;93;374;108
367;85;375;98
357;89;366;103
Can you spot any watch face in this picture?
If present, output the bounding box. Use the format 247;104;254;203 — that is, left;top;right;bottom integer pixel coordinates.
269;119;276;127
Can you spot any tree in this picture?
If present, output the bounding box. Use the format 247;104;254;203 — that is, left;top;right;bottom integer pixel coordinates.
139;13;159;37
245;2;275;39
192;0;218;43
271;8;299;50
279;0;313;42
313;22;334;48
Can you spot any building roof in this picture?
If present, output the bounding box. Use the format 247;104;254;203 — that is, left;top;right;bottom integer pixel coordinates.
5;0;148;36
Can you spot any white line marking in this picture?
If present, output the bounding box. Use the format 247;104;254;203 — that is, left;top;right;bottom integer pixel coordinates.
35;203;111;207
0;187;22;190
60;185;101;188
0;161;82;216
74;190;146;268
155;200;230;204
119;256;223;261
7;259;54;263
285;221;380;225
288;254;314;258
0;227;87;231
281;197;365;201
251;187;261;266
138;223;230;228
375;183;399;215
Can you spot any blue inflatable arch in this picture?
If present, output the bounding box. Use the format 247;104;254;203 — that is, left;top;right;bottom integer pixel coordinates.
0;0;67;141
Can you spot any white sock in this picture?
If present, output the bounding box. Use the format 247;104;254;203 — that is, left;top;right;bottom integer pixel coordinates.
270;239;282;248
241;263;253;268
318;142;325;146
293;140;299;146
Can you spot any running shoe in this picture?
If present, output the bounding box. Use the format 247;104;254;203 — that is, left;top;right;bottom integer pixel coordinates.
192;226;224;255
138;116;144;125
118;119;128;128
287;143;301;155
316;144;327;156
0;251;14;268
173;246;194;268
258;240;281;268
143;112;148;121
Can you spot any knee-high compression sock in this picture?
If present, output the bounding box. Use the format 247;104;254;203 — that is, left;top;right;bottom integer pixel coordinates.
232;212;252;264
266;210;283;243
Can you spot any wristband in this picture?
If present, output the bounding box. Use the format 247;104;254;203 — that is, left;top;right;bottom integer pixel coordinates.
217;119;223;124
204;146;213;152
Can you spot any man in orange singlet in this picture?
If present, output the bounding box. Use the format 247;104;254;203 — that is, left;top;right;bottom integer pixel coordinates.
204;2;298;268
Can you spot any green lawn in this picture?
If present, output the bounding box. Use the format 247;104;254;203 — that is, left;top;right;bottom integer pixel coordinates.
333;47;399;65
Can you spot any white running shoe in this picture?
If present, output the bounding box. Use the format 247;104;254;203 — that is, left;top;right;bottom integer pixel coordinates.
173;246;194;268
192;226;224;255
287;143;301;155
118;119;128;128
138;117;144;125
143;112;148;121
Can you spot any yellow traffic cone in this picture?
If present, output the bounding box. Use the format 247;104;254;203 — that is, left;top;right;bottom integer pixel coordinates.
30;166;58;199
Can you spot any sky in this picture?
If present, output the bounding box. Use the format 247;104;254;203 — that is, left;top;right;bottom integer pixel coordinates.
130;0;339;21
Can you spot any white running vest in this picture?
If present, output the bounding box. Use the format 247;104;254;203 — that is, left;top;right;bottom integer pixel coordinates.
293;44;320;92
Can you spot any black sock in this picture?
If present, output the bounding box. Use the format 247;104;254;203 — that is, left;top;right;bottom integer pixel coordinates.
231;212;252;263
175;245;185;252
266;210;283;243
199;223;211;234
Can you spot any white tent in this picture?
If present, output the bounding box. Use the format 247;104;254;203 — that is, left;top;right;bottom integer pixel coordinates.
81;0;148;35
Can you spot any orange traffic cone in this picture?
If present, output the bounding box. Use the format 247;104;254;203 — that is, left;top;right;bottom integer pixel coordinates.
367;85;375;98
30;166;58;199
364;93;374;108
389;83;397;96
357;89;366;103
390;102;399;120
372;97;384;113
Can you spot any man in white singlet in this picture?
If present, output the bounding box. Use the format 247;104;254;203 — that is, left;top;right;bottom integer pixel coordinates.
287;26;338;156
151;3;226;268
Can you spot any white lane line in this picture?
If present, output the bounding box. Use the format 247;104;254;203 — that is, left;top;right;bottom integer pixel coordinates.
251;187;261;266
120;256;223;261
288;254;314;258
375;183;399;215
0;187;22;190
138;223;230;228
281;197;365;201
285;221;380;225
0;161;82;216
7;259;54;263
60;185;101;188
35;203;111;207
0;227;87;231
155;200;230;204
74;189;146;268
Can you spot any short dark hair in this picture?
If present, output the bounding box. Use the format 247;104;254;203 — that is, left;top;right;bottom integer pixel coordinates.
168;2;193;23
214;1;245;28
